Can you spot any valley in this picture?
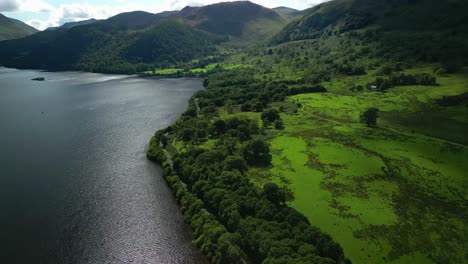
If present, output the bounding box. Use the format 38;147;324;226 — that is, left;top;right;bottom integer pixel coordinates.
1;0;467;263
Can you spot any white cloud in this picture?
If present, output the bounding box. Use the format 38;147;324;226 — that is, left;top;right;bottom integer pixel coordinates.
17;0;54;12
0;0;20;12
25;3;162;30
26;18;47;29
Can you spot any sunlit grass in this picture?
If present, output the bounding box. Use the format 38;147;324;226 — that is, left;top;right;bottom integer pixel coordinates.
259;68;468;263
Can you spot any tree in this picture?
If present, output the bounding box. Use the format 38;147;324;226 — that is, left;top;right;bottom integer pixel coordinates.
241;102;252;112
224;155;248;173
213;119;226;135
201;104;218;117
225;99;234;114
253;102;264;112
216;136;238;155
242;139;272;166
181;127;195;141
360;107;379;127
263;183;286;206
261;108;280;123
274;119;284;130
262;119;271;128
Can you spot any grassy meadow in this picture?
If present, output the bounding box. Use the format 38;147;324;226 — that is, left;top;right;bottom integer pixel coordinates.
249;68;468;263
158;61;467;263
143;62;250;76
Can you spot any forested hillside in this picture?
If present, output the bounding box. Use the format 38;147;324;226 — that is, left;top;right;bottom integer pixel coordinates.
271;0;468;69
0;1;290;73
179;1;288;46
0;13;37;41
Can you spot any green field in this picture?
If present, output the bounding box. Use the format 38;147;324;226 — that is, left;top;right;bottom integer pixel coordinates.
250;69;468;263
143;63;250;76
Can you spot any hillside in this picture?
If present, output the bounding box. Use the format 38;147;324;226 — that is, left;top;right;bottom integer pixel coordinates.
0;13;38;41
271;0;468;67
273;0;468;42
0;17;219;73
0;10;219;73
46;19;99;31
0;1;290;73
179;1;289;46
273;7;302;20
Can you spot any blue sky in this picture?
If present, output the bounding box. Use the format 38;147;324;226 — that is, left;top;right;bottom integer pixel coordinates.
0;0;328;30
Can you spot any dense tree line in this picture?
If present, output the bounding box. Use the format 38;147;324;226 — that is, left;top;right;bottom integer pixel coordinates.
436;92;468;107
368;73;437;91
196;70;329;115
288;85;327;95
147;70;348;263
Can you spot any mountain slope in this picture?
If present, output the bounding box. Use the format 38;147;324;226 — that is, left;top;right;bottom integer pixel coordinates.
0;10;220;73
0;17;218;73
273;0;468;43
269;0;468;70
273;6;302;20
46;19;99;31
0;13;38;41
0;1;290;72
179;1;288;46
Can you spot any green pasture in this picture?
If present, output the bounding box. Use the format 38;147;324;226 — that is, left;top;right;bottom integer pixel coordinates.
253;69;468;263
144;63;249;76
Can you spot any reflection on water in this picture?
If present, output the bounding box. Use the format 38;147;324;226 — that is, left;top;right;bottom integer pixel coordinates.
0;68;206;264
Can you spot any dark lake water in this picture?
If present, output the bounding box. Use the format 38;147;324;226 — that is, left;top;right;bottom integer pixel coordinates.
0;68;206;263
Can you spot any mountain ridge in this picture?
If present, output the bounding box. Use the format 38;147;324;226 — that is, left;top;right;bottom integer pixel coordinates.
46;19;100;31
0;13;38;41
0;1;289;73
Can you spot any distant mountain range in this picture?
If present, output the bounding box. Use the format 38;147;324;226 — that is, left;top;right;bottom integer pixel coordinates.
0;1;292;73
46;19;100;31
0;13;38;41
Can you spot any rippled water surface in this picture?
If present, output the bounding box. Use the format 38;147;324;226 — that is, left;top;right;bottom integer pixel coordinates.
0;68;206;263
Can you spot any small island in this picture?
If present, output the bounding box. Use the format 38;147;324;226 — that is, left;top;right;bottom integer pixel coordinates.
32;77;45;81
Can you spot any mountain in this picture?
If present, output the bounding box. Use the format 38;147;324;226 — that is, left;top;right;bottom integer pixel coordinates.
0;1;289;73
0;16;218;73
0;13;38;41
270;0;468;69
272;0;468;42
62;19;98;29
178;1;288;46
273;6;302;20
46;19;100;31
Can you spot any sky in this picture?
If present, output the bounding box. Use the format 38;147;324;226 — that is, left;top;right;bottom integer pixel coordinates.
0;0;328;30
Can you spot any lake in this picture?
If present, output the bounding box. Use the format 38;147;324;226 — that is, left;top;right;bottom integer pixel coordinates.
0;68;206;263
